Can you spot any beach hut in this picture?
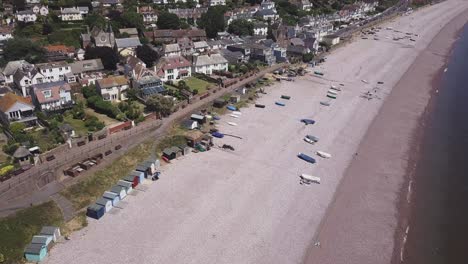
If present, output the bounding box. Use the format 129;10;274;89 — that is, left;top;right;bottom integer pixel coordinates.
181;119;198;130
178;145;191;155
24;243;47;262
96;198;112;213
31;235;53;250
213;99;227;108
39;226;61;242
117;180;133;193
190;114;206;124
110;185;127;200
135;164;150;178
130;170;145;183
103;191;120;206
86;203;105;220
162;147;179;160
123;174;139;188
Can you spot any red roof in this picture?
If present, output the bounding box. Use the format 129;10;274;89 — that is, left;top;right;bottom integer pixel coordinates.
156;56;191;75
44;44;75;53
33;82;71;104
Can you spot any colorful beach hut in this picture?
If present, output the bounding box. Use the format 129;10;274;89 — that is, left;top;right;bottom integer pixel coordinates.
117;180;133;193
123;174;139;188
24;243;47;262
96;197;112;213
130;170;145;183
39;226;61;243
87;203;105;220
110;185;127;200
31;235;53;250
135;164;150;178
103;191;120;206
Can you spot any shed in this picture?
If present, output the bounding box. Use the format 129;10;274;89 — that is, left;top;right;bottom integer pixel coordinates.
181;119;198;130
190;114;206;124
135;164;149;178
95;198;112;213
103;191;120;206
24;243;47;262
230;95;241;103
13;146;31;166
110;185;127;200
178;145;191;155
39;226;61;242
123;174;139;188
117;180;133;193
130;170;145;183
31;235;53;250
86;203;105;220
213;99;227;108
185;130;205;147
162;147;178;160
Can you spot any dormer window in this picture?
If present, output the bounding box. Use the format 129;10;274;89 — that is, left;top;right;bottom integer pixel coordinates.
43;90;52;98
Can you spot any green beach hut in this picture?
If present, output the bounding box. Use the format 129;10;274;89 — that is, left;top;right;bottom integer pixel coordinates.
24;243;47;262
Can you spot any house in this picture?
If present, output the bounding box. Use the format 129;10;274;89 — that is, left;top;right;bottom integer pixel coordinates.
253;22;268;36
31;81;73;111
75;48;86;60
60;7;83;21
147;29;207;43
304;37;319;52
255;8;278;21
248;43;276;65
138;6;158;25
36;61;73;83
32;5;49;16
224;6;259;25
26;0;41;4
24;243;47;262
322;34;340;46
78;6;89;15
81;25;116;48
44;45;75;61
193;54;228;75
219;49;246;64
226;44;251;59
13;64;46;97
294;0;312;11
210;0;226;6
163;43;181;57
153;0;197;3
96;75;129;102
16;10;37;23
99;0;123;7
193;41;209;53
0;26;13;42
0;92;37;126
119;28;139;38
70;59;104;85
115;37;142;56
177;37;194;55
156;55;192;81
168;8;207;25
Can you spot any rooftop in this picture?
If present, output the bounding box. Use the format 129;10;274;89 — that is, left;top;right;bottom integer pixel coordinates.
97;75;128;88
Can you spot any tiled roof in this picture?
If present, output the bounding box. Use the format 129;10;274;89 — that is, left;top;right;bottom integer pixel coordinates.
194;54;228;67
97;75;128;89
36;61;69;70
163;43;180;53
70;59;104;74
119;28;138;35
156;56;191;74
0;92;33;112
152;29;206;39
32;81;71;104
44;45;75;53
116;37;141;48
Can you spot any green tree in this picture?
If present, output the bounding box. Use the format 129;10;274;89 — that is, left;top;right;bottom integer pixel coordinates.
156;11;181;29
136;45;159;67
84;13;107;29
199;6;227;38
12;0;26;11
9;123;26;137
302;52;314;63
228;19;254;36
121;11;144;31
145;95;174;117
84;46;119;70
3;38;45;64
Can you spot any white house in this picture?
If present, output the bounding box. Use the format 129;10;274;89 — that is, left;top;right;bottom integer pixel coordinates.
60;7;83;21
193;41;209;53
138;6;158;24
297;0;312;11
210;0;226;6
31;81;73;111
193;53;228;75
36;62;73;83
115;37;142;57
155;55;192;81
16;10;37;23
26;0;41;4
163;44;182;57
12;64;47;97
0;27;13;42
322;34;340;46
96;75;129;102
0;92;37;126
253;22;268;36
153;0;198;4
32;5;49;16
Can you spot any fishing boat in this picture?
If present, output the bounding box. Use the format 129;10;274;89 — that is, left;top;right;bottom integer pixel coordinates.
232;111;242;116
255;104;266;108
327;93;337;99
227;122;238;126
316;151;332;159
300;174;321;184
229;114;240;118
314;71;324;76
275;101;286;106
320;101;331;106
327;89;338;95
297;153;316;164
300;119;315;125
281;95;291;100
227;105;237;111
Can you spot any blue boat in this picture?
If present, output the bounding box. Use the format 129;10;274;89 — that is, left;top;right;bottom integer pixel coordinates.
275;101;285;106
227;105;237;111
213;116;221;120
300;119;315;125
297;153;316;164
211;132;224;138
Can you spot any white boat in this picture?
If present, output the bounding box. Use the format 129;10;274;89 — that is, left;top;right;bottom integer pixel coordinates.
316;151;332;159
330;86;341;91
361;79;369;84
227;122;238;126
300;174;321;184
330;84;337;89
229;114;240;118
232;111;242;116
327;89;338;95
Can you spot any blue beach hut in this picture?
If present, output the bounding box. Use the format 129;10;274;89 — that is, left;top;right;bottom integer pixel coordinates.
24;243;47;262
103;191;120;206
86;203;105;220
110;185;127;200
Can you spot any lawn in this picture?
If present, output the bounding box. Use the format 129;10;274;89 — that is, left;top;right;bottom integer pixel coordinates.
63;115;88;137
183;77;214;94
28;128;61;152
0;201;63;263
84;108;119;126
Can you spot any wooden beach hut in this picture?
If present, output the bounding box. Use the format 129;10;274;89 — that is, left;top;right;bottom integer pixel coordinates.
31;235;53;250
87;203;105;220
117;180;133;193
110;185;127;200
96;197;112;213
130;170;145;183
39;226;61;242
24;243;47;262
103;191;120;206
123;174;139;188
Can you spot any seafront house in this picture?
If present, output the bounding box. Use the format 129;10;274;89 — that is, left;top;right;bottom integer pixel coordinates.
0;92;37;126
155;55;192;81
96;75;129;102
31;81;73;111
70;59;105;86
16;10;37;23
193;54;228;75
163;44;182;57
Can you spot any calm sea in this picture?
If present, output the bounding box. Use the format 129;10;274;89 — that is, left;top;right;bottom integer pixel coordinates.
403;24;468;263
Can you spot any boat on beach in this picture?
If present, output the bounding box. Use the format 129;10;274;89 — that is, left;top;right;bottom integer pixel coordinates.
229;114;240;118
320;101;331;106
327;90;338;95
227;122;238;126
300;174;321;184
327;93;337;99
275;101;286;106
317;151;332;158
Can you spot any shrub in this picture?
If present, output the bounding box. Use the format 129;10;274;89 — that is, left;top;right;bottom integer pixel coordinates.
0;165;14;176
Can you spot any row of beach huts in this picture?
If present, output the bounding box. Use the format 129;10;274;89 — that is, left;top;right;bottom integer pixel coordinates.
86;158;160;220
24;226;61;262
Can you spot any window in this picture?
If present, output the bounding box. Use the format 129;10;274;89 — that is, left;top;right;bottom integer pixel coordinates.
49;69;52;72
168;75;174;80
168;69;173;74
59;67;62;71
43;90;52;98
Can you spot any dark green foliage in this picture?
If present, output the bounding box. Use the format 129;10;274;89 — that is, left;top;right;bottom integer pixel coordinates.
136;44;159;67
199;6;227;38
84;116;105;131
84;13;107;29
302;52;314;62
86;96;124;120
156;11;181;29
2;38;46;64
228;19;254;36
84;46;119;70
82;85;99;99
145;94;174;117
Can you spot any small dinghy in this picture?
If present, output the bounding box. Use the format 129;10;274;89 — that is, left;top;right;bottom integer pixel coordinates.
255;104;266;108
281;95;291;100
232;111;242;116
227;122;238;126
320;101;331;106
327;89;338;95
227;105;237;111
275;101;286;106
229;114;240;118
300;174;321;184
316;151;332;159
327;93;337;99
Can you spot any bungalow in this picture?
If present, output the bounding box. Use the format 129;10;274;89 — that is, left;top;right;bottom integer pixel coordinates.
0;26;13;42
0;94;36;126
96;75;129;102
163;43;181;57
138;6;158;25
193;54;228;75
294;0;312;11
155;55;192;81
16;10;37;23
31;81;73;112
60;7;83;21
115;37;142;57
119;28;139;38
322;34;341;46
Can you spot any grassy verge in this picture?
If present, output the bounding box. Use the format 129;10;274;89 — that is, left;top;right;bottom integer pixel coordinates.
0;201;63;263
184;77;213;94
63;115;88;137
84;108;119;126
62;212;88;236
